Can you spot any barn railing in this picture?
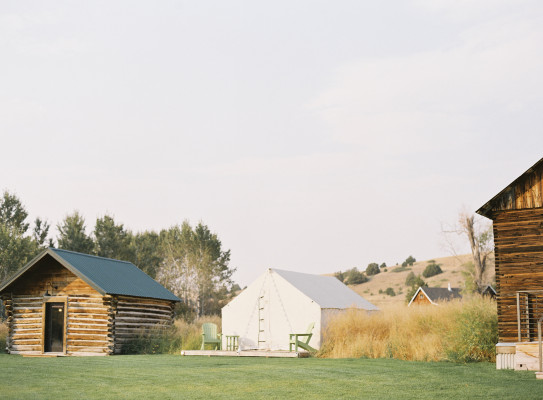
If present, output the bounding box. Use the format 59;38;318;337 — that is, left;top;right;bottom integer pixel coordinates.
516;290;543;342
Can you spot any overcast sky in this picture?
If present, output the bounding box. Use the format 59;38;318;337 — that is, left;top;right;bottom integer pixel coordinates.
1;1;543;286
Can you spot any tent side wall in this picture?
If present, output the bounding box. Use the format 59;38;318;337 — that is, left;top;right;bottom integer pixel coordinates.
222;272;267;350
270;273;321;350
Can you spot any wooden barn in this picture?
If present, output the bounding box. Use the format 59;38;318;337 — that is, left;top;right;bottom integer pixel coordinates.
0;248;180;356
477;156;543;371
407;285;462;307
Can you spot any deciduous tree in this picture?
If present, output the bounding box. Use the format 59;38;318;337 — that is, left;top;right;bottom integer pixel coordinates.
157;221;235;317
442;210;494;292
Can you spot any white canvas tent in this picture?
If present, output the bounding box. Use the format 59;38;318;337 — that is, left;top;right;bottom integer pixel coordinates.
222;268;379;351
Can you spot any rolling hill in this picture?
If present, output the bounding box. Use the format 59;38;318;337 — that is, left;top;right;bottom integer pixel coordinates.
343;254;495;307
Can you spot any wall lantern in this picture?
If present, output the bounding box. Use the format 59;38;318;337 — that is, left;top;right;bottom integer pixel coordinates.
44;282;58;297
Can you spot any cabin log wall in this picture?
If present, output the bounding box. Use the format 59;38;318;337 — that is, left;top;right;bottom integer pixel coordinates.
113;295;175;354
493;208;543;342
3;295;44;354
66;295;113;356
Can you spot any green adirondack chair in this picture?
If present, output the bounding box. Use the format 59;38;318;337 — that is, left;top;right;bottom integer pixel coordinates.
289;322;317;353
201;322;222;350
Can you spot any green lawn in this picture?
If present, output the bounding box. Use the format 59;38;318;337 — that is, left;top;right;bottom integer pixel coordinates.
0;354;540;399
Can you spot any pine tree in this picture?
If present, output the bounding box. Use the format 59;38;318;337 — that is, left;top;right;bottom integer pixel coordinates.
57;211;94;254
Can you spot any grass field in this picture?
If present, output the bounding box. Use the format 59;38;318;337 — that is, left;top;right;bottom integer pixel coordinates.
0;354;540;399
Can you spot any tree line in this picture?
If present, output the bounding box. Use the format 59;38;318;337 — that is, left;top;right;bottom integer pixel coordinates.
0;191;236;318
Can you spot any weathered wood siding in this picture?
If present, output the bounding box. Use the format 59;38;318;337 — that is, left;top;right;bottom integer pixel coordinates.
112;295;175;354
5;295;43;354
410;291;433;306
483;161;543;217
7;255;97;297
493;208;543;342
66;295;113;356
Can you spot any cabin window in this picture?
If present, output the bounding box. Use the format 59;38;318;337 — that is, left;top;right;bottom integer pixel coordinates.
419;293;424;299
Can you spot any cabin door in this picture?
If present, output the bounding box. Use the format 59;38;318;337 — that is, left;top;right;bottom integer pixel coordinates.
44;302;65;352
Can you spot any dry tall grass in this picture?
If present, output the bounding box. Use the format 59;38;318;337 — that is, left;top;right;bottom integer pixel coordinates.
175;315;221;350
319;296;497;362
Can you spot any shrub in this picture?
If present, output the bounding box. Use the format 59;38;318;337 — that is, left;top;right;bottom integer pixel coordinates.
120;315;221;354
461;262;478;294
445;298;498;362
405;271;416;287
334;271;346;283
345;268;369;285
404;274;426;303
384;287;396;297
366;263;380;276
401;255;416;268
121;325;183;355
0;322;6;352
423;262;443;278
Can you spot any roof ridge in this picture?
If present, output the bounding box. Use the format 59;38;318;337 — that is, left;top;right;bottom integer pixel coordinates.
422;286;460;290
271;268;333;278
50;247;133;265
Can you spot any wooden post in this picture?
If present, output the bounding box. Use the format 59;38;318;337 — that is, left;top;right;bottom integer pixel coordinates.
517;292;522;342
538;316;543;372
526;295;531;341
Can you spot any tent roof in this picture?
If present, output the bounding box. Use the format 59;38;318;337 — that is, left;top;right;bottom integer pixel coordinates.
273;268;379;310
0;248;180;302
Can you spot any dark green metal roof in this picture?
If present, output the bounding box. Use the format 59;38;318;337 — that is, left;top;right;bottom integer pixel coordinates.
0;248;180;302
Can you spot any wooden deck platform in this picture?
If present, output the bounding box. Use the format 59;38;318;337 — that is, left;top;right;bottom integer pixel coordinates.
181;350;309;358
21;353;67;358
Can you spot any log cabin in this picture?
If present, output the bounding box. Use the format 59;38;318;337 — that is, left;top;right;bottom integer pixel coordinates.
0;248;180;356
477;156;543;370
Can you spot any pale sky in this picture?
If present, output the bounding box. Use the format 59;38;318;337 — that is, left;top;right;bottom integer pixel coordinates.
1;1;543;286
